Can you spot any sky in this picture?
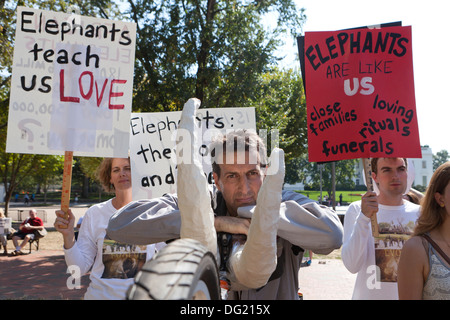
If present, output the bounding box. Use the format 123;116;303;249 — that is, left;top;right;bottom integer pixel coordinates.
277;0;449;155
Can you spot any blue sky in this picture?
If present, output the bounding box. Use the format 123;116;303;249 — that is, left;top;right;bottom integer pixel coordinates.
277;0;449;154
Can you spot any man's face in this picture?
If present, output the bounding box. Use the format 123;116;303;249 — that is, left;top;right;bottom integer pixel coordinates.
213;151;264;217
372;158;408;197
29;210;37;218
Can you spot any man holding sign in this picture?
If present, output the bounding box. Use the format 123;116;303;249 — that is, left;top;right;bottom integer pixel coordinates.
302;24;421;162
342;157;420;299
301;23;423;300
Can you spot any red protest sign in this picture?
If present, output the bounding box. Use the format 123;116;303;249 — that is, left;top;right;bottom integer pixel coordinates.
304;26;421;162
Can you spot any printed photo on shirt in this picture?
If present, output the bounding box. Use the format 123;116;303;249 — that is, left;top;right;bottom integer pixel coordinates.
374;216;415;282
101;237;147;279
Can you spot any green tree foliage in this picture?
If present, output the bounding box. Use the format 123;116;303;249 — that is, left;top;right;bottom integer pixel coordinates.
31;155;64;202
0;150;45;216
124;0;305;112
0;0;308;211
433;149;449;170
78;157;103;181
251;68;307;159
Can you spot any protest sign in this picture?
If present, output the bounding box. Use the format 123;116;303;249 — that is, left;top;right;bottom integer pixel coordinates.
6;7;136;220
302;25;421;163
6;7;136;157
299;24;421;237
130;107;256;200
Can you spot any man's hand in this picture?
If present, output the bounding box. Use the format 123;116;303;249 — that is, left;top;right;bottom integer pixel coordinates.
214;216;251;235
361;191;379;218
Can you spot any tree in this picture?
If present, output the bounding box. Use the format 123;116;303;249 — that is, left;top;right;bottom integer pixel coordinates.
0;0;308;212
125;0;305;112
78;156;105;200
0;146;45;215
251;68;307;161
433;149;449;170
30;155;64;203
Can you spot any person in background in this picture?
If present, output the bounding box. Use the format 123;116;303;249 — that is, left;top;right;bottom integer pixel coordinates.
0;210;9;255
306;250;313;266
398;161;450;299
11;209;44;256
54;157;165;300
342;157;420;299
74;215;83;241
403;188;423;205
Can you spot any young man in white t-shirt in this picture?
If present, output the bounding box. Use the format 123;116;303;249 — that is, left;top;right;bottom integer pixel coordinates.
342;157;420;300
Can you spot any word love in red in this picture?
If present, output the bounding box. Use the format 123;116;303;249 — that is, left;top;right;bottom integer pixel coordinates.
59;69;127;109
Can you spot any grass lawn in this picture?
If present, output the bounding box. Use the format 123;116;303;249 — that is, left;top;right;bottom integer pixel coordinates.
295;190;365;204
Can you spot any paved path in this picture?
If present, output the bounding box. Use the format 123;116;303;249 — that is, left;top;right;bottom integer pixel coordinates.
1;203;91;300
0;250;89;300
298;259;356;300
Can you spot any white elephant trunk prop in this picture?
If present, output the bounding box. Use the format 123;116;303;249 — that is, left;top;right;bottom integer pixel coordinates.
176;98;217;256
228;148;285;289
176;98;285;290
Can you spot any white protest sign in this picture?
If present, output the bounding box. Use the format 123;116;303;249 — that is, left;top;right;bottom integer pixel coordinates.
6;7;136;157
130;108;256;200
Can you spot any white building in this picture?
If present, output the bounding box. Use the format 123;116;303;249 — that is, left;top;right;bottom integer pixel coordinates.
410;146;434;187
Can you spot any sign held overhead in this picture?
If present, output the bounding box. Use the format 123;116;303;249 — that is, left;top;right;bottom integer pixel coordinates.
303;25;421;163
7;7;136;157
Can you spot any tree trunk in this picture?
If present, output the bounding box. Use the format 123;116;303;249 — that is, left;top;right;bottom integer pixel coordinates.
82;175;89;198
195;0;216;102
3;189;12;217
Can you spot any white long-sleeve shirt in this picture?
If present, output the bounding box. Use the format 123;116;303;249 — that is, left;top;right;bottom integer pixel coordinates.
64;199;164;300
342;200;420;300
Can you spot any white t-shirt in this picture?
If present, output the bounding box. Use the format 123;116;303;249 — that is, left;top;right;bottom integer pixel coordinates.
65;199;165;300
342;199;420;300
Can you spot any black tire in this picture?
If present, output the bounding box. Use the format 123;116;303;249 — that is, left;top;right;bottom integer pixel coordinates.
127;238;220;300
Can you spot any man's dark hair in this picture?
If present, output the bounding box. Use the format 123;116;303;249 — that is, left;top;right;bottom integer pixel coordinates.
370;157;408;174
210;129;267;177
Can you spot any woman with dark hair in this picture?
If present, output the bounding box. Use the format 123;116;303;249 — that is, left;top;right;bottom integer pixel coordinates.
398;161;450;299
54;157;164;299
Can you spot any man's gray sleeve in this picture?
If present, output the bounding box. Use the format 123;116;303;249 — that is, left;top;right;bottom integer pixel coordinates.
107;190;343;253
238;190;343;254
279;190;343;254
106;194;181;245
